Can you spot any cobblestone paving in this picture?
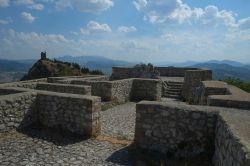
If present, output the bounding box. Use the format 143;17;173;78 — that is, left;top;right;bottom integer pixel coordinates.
0;103;136;166
0;129;133;166
100;102;136;141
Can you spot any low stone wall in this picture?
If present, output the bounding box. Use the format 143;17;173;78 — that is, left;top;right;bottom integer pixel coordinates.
0;88;25;95
135;101;217;158
71;78;161;102
36;83;91;95
213;114;250;166
37;92;101;136
112;67;200;79
0;92;37;132
131;79;161;101
135;100;250;165
155;67;198;77
182;69;212;103
110;79;133;102
111;67;133;80
194;81;229;105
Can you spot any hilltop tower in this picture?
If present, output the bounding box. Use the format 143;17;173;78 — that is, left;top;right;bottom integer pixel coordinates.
41;51;47;60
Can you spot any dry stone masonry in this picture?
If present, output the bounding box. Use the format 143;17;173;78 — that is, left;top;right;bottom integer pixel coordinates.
0;66;250;166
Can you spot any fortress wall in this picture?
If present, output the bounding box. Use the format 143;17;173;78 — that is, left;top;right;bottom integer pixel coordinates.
36;83;91;95
182;69;212;103
110;79;133;102
71;78;161;102
155;67;198;77
37;92;101;137
111;67;132;80
194;81;229;105
135;101;217;158
213;114;250;166
112;67;200;79
71;80;112;101
135;101;250;165
0;92;37;133
131;79;162;101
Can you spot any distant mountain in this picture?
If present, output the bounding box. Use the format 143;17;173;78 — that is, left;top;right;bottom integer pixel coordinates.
205;60;245;67
155;61;198;67
57;55;134;74
0;59;34;72
190;63;250;81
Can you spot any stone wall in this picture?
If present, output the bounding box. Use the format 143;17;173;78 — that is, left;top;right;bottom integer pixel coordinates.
71;78;161;102
111;67;133;80
131;79;162;101
135;101;217;158
213;115;250;166
155;67;198;77
112;67;200;79
0;88;101;137
110;79;133;102
37;92;101;136
194;81;229;105
135;100;250;165
182;69;212;103
36;83;91;95
0;92;37;132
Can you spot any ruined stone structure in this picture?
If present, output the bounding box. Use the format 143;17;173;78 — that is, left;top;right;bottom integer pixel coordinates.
40;51;47;60
0;66;249;165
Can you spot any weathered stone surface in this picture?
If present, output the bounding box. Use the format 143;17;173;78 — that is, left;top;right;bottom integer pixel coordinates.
135;100;250;166
36;83;91;95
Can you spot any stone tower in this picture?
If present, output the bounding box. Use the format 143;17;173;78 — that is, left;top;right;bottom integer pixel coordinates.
41;51;47;60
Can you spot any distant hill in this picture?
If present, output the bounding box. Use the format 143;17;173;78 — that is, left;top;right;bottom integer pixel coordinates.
205;60;245;67
21;58;104;81
190;63;250;81
57;55;134;74
0;59;34;72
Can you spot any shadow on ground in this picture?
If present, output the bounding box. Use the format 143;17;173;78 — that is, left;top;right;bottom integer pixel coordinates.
17;125;88;146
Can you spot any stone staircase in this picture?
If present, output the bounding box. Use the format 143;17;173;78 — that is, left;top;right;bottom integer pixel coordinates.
162;81;183;99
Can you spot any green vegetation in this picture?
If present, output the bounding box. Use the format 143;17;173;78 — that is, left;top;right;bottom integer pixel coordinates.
223;77;250;93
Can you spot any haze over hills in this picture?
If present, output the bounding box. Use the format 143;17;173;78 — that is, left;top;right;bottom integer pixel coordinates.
1;56;250;83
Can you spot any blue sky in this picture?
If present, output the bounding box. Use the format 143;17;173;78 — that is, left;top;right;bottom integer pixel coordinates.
0;0;250;63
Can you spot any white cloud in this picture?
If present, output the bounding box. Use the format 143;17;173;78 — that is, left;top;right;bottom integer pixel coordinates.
0;0;9;7
0;18;12;25
238;17;250;30
118;26;137;33
133;0;237;28
1;28;250;63
21;12;36;23
80;21;111;34
28;3;44;10
55;0;114;13
15;0;34;5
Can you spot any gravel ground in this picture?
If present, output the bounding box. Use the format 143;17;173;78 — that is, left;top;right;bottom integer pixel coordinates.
0;129;133;166
100;102;136;141
0;102;136;166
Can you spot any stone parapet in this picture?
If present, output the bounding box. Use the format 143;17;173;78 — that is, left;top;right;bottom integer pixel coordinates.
0;92;37;132
37;92;101;137
135;100;250;165
182;69;212;103
36;83;91;95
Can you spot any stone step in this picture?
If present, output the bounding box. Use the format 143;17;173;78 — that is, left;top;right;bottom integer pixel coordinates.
165;91;181;95
164;88;182;92
167;81;184;85
166;83;183;88
165;94;180;99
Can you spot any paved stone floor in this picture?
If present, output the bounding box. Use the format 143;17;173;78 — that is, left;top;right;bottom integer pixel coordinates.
101;102;136;141
0;102;136;166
